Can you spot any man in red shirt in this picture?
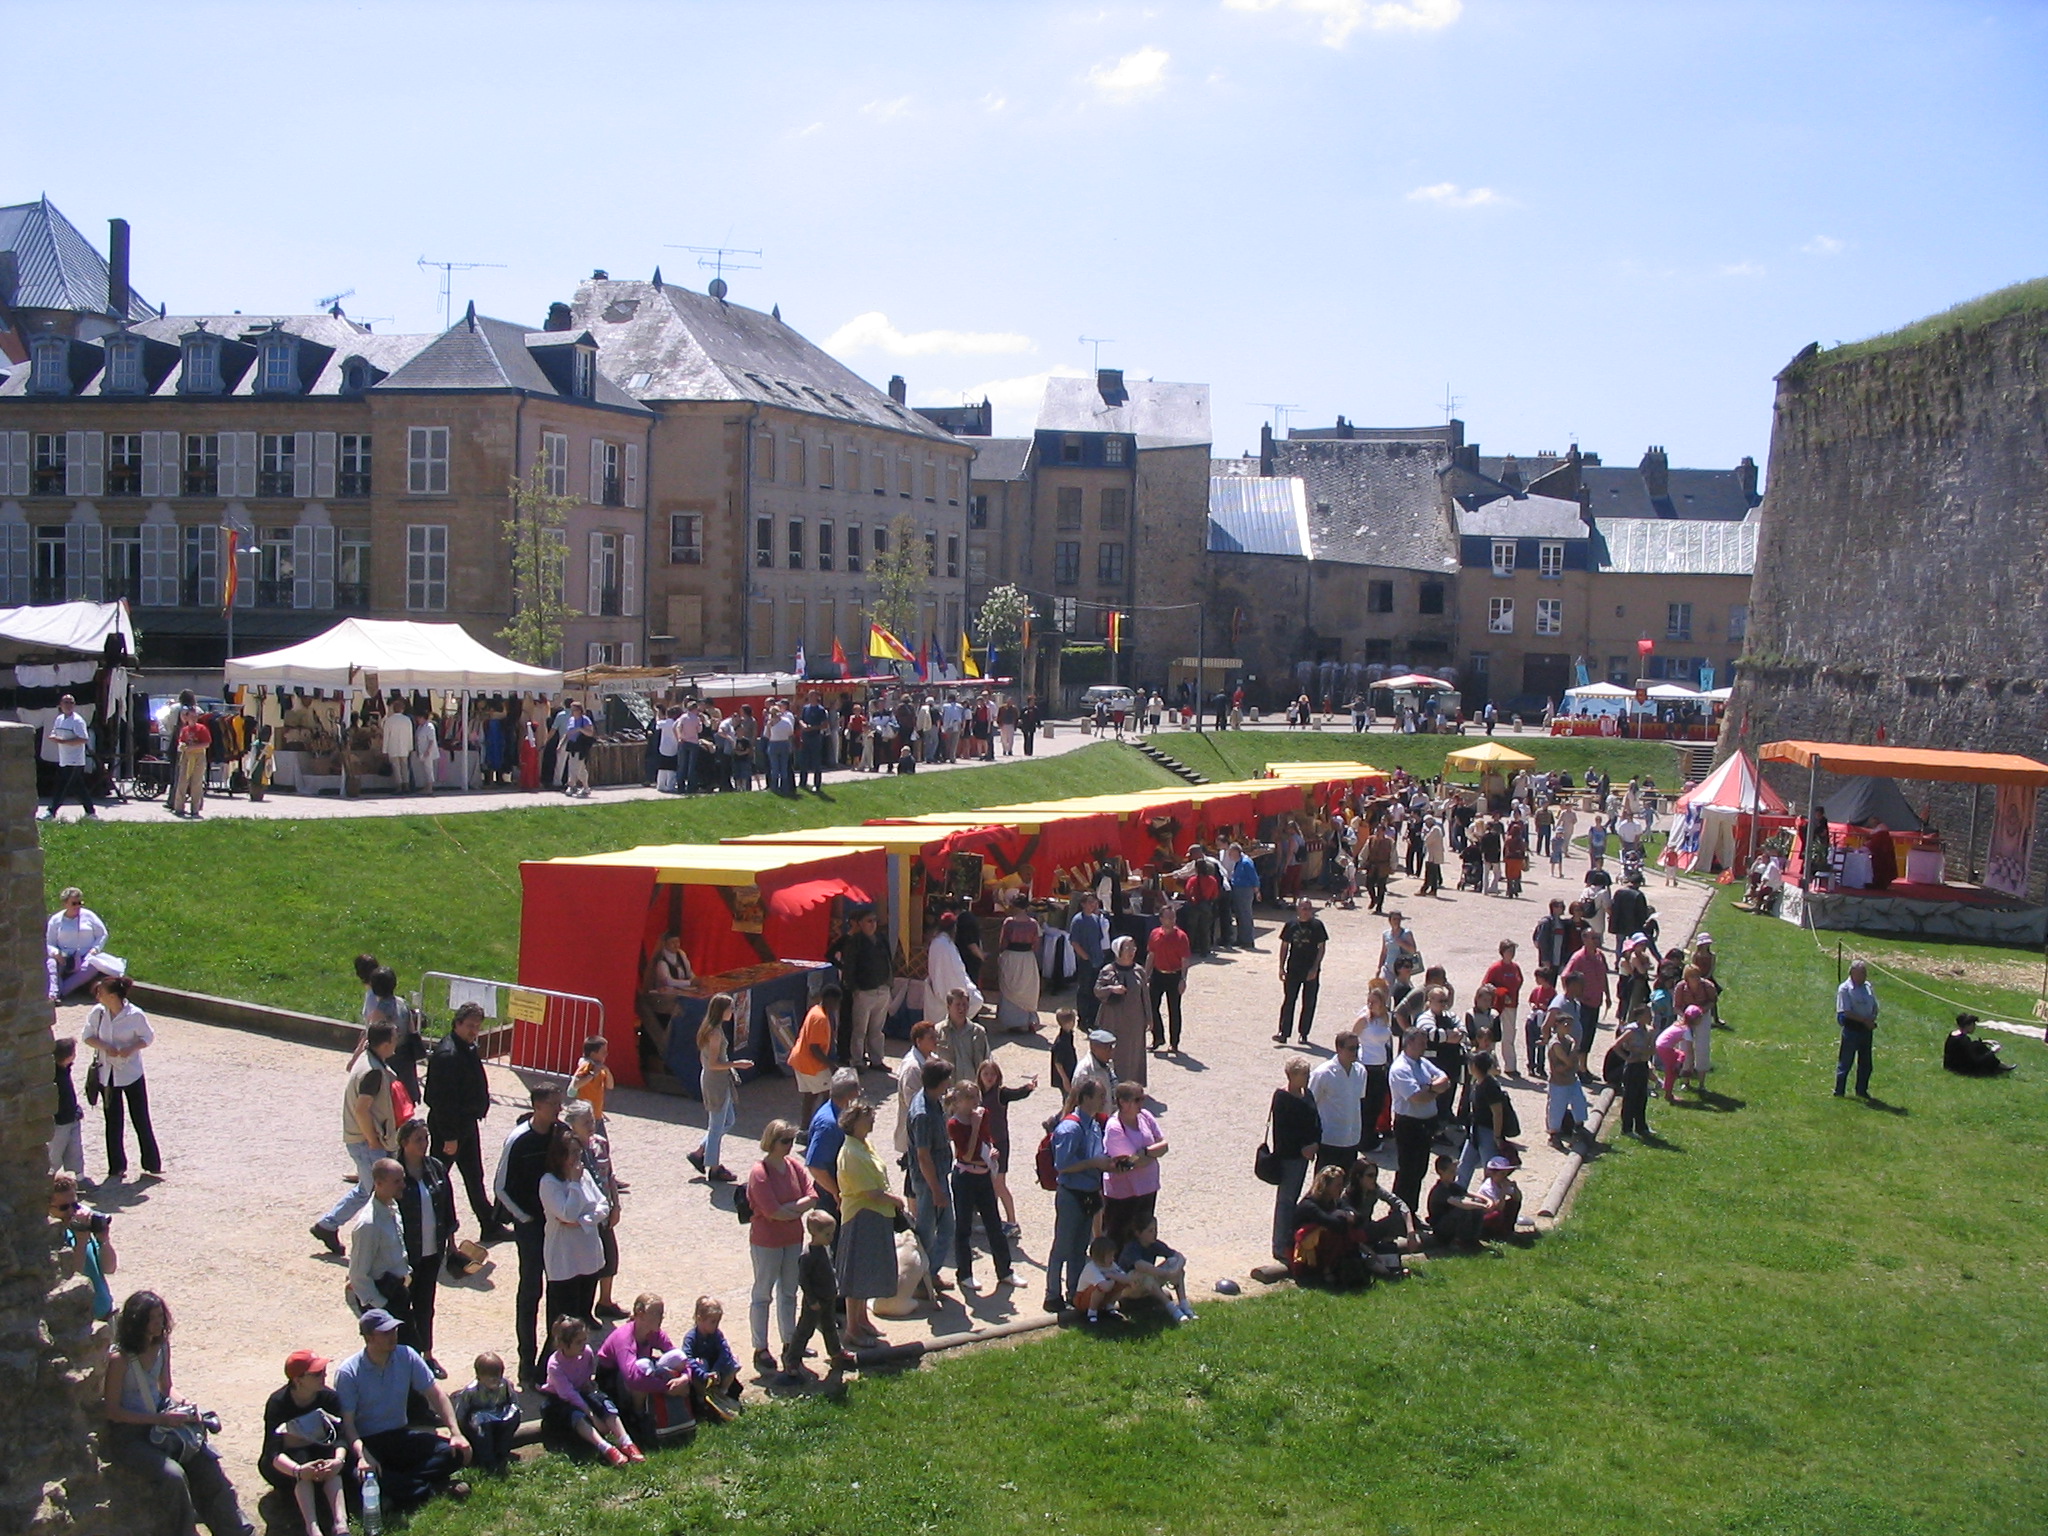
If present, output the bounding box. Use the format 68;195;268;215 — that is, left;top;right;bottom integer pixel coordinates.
1561;932;1611;1043
790;983;840;1130
1146;904;1192;1056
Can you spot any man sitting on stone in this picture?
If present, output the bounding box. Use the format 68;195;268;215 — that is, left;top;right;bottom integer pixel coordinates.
1944;1014;2015;1076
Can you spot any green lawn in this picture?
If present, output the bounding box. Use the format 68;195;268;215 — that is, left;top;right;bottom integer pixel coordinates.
38;744;1176;1021
1151;726;1675;789
410;886;2048;1536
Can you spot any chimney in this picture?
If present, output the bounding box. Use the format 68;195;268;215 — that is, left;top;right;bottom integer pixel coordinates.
888;375;907;405
1259;422;1275;477
1640;445;1670;498
1097;367;1125;403
1737;454;1760;504
1499;454;1523;492
544;302;573;332
1336;415;1352;439
107;218;131;319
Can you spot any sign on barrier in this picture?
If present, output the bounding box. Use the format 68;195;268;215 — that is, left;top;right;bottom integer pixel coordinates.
420;971;604;1085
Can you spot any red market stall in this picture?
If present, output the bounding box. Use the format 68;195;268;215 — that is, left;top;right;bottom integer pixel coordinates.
519;842;884;1089
873;809;1124;893
980;794;1195;869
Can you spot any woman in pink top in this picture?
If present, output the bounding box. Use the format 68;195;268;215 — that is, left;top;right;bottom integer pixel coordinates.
744;1120;817;1374
1101;1081;1169;1246
1655;1010;1696;1104
597;1293;693;1444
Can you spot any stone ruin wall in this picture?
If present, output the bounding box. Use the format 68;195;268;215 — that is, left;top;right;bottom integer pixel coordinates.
1723;304;2048;894
0;724;107;1534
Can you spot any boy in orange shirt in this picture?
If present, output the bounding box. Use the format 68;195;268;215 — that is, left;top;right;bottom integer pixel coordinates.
791;984;840;1130
570;1035;615;1124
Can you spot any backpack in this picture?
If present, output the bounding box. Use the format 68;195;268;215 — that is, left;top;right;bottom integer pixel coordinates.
732;1183;752;1224
1035;1121;1070;1191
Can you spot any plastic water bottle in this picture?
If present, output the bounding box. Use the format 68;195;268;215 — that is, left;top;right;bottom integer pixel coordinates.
361;1468;383;1535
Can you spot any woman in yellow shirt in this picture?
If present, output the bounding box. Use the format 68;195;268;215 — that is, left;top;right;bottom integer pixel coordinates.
833;1102;907;1347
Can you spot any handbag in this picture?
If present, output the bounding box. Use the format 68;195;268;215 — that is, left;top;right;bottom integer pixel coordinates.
1254;1104;1283;1186
84;1059;102;1107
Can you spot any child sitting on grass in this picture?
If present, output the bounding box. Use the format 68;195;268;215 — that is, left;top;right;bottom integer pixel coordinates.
452;1351;522;1473
541;1317;642;1466
1074;1235;1131;1323
678;1296;743;1421
1117;1216;1195;1322
781;1209;855;1380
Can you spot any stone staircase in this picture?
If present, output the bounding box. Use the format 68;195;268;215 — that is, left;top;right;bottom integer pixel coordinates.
1671;742;1717;785
1129;739;1207;784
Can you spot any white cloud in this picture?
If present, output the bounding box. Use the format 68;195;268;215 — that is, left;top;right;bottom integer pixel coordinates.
979;92;1008;113
958;366;1091;427
1224;0;1462;48
860;96;912;122
1719;261;1767;278
1801;234;1846;257
825;312;1036;359
1407;181;1506;209
1087;45;1170;99
788;121;825;140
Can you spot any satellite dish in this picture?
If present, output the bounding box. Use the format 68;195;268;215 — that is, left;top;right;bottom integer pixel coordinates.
708;277;727;299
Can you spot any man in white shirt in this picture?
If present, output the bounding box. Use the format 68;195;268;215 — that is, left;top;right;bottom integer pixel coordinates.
41;694;97;820
940;698;965;762
412;712;439;795
382;704;418;791
677;702;705;793
548;700;575;785
1308;1033;1369;1170
764;704;796;795
348;1158;415;1333
1387;1026;1452;1210
893;1021;938;1159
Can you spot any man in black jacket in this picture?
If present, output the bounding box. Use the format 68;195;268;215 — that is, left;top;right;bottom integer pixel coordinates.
425;1004;505;1240
1532;899;1577;972
1607;873;1653;959
830;906;895;1071
492;1084;563;1388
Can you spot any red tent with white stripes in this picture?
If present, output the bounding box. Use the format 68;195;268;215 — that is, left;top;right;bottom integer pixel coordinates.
1674;751;1787;814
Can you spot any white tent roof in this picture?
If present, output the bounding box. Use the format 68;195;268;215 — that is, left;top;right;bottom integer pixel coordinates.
1706;686;1734;701
223;619;563;695
0;601;136;660
1566;681;1634;698
1646;683;1701;700
1675;751;1788;814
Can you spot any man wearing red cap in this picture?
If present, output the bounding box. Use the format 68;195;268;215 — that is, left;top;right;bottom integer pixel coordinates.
261;1349;348;1536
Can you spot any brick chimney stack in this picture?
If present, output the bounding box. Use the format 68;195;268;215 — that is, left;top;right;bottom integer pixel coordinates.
1737;454;1760;504
544;302;572;332
107;218;130;320
1640;445;1670;498
1097;367;1125;403
888;374;907;405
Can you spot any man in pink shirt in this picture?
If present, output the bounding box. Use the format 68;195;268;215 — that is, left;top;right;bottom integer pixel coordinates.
1146;906;1192;1055
1561;931;1610;1041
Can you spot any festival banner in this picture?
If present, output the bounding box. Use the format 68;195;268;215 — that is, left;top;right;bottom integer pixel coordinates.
1985;783;2034;897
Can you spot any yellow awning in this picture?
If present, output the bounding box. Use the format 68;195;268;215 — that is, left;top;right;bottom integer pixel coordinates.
545;843;884;884
1445;742;1536;772
723;824;958;855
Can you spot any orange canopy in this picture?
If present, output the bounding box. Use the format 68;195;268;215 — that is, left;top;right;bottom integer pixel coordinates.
1760;740;2048;790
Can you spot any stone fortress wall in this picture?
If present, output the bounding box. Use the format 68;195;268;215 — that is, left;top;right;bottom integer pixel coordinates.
1723;286;2048;896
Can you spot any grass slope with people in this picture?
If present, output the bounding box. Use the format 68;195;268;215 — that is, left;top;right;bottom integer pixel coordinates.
407;886;2048;1536
37;743;1177;1022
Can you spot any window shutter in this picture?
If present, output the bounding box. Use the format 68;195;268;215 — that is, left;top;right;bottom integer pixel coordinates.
313;524;335;609
313;432;336;498
65;431;86;495
589;440;604;505
588;531;604;610
7;433;29;497
293;524;315;607
83;432;105;496
6;521;30;604
140;433;161;499
620;641;636;666
63;523;83;599
139;524;162;607
621;532;637;616
294;431;314;498
80;522;103;601
587;641;605;667
624;443;641;508
235;431;258;497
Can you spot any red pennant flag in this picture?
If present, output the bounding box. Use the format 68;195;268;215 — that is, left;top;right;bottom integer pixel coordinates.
831;636;849;677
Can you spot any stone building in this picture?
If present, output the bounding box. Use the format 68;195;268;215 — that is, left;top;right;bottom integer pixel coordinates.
0;197;154;362
567;276;974;673
0;286;652;671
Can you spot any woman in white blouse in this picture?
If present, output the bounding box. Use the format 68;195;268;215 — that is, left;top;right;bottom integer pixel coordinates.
46;886;115;1001
80;974;161;1181
539;1127;611;1336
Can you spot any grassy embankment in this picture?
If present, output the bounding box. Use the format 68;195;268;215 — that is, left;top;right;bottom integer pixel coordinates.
407;881;2048;1535
38;743;1176;1021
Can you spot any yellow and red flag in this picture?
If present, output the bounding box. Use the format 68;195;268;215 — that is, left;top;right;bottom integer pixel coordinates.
868;623;913;662
831;636;849;676
221;528;240;612
1107;610;1124;653
959;630;982;679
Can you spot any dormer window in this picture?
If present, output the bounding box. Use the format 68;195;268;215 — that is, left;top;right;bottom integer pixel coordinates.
31;339;68;396
106;337;143;394
342;359;372;394
182;337;221;394
573;348;596;399
260;338;297;394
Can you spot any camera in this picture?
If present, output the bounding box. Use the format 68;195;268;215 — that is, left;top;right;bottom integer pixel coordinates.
198;1411;223;1435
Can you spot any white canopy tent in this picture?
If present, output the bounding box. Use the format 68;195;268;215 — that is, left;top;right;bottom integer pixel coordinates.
225;620;562;791
1563;680;1636;718
0;601;137;664
1645;682;1701;701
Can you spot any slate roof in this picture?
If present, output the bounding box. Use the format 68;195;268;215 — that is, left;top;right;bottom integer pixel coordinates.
1208;475;1310;557
570;278;954;441
1591;514;1759;575
0;312;438;398
0;196;152;319
1212;456;1261;478
968;438;1031;481
1582;465;1754;521
1038;377;1210;448
376;315;646;411
1456;494;1590;540
1269;436;1459;573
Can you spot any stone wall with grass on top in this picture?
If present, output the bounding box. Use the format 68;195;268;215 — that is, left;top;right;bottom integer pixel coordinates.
0;724;107;1534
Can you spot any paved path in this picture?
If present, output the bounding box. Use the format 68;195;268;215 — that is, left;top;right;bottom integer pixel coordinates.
65;840;1713;1476
46;720;1104;824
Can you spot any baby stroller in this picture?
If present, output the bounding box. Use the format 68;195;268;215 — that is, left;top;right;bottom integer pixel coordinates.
1457;845;1485;892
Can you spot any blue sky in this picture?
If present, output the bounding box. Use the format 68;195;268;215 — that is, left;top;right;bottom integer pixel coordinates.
13;1;2044;468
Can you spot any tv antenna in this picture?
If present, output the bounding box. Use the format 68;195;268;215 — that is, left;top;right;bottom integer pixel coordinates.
1254;402;1301;433
1442;383;1462;422
668;244;761;299
316;288;355;314
1078;335;1116;371
416;257;506;328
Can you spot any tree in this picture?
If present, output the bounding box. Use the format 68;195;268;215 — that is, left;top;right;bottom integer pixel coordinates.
498;453;580;667
868;512;927;645
977;583;1031;652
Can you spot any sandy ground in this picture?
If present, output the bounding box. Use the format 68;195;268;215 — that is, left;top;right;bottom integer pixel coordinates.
61;843;1710;1483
